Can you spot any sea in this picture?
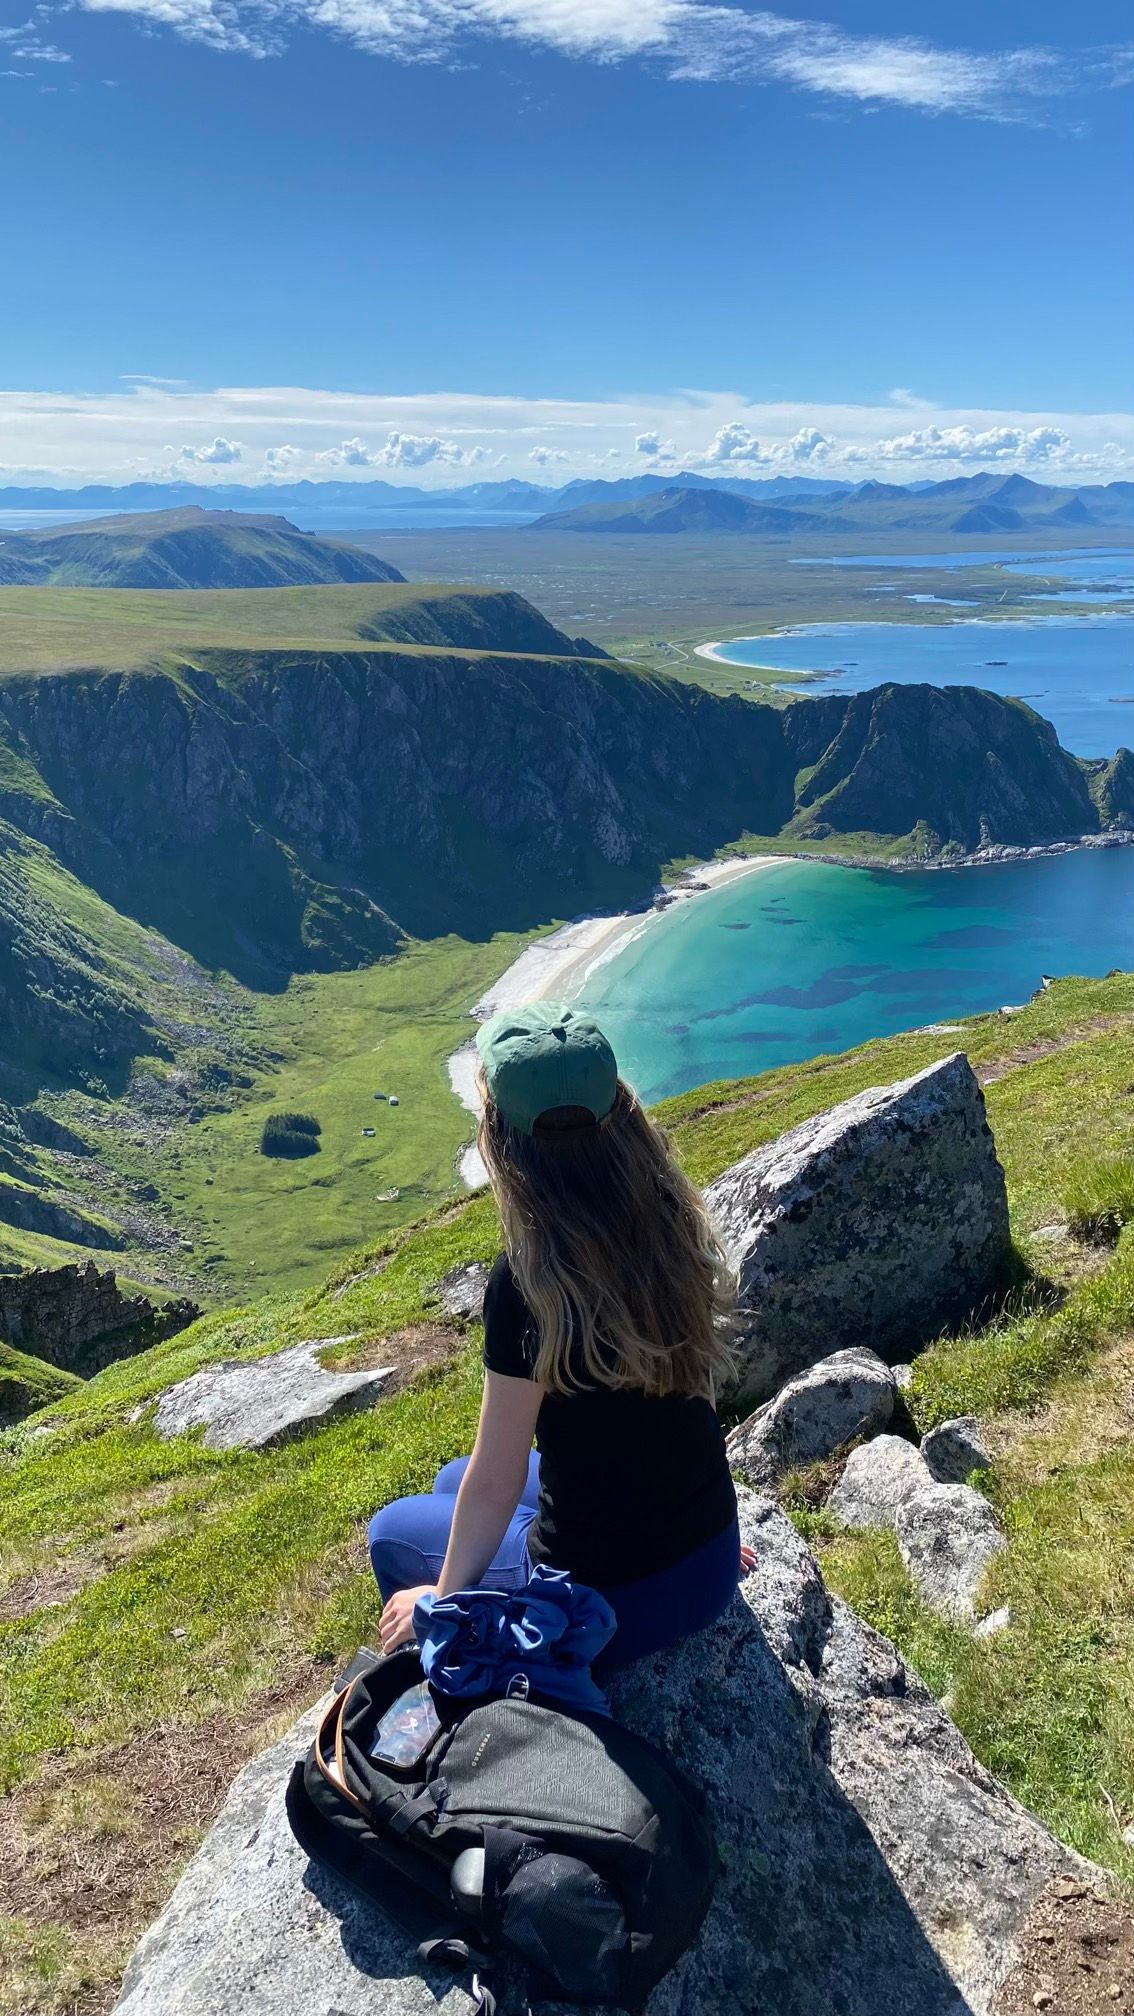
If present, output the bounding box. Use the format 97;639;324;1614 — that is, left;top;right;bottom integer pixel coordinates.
710;548;1134;759
575;847;1134;1105
577;547;1134;1097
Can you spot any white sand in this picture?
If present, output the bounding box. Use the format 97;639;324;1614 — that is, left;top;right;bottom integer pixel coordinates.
448;854;785;1189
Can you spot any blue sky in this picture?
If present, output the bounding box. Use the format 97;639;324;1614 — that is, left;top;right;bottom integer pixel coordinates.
1;0;1131;484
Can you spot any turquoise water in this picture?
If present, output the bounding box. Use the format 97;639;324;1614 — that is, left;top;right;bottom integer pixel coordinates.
575;848;1134;1103
710;615;1134;757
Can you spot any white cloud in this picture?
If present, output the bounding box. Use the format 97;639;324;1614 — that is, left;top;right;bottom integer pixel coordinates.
62;0;1134;122
317;429;489;469
701;421;766;466
2;381;1131;488
634;430;677;460
870;423;1073;464
317;435;376;467
175;435;243;464
787;425;831;462
529;444;567;465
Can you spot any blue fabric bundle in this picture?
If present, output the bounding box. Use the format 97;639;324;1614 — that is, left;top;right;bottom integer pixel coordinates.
413;1566;616;1716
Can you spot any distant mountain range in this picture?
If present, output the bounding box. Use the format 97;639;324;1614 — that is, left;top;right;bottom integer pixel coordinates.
533;471;1134;536
3;469;1132;536
0;507;404;589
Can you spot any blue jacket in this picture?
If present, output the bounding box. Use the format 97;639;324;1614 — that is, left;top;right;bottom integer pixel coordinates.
413;1566;616;1716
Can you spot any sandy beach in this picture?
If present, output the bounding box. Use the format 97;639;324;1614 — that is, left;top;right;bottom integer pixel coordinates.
447;853;785;1186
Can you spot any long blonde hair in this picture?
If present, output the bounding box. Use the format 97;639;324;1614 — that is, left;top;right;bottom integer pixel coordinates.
477;1074;736;1400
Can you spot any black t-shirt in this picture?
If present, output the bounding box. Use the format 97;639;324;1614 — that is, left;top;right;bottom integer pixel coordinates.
481;1253;736;1589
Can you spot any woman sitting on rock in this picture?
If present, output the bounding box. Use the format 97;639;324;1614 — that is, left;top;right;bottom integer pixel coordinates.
370;1001;752;1673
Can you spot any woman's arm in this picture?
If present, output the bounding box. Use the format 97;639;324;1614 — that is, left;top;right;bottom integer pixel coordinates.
378;1370;543;1652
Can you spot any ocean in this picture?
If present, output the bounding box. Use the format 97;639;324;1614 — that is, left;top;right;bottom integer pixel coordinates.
574;847;1134;1104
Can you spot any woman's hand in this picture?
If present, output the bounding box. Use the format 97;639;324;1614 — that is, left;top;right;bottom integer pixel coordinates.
379;1583;435;1654
739;1543;758;1579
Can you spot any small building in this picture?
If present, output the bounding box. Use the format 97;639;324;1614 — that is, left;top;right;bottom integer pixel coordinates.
362;1127;375;1138
388;1096;400;1108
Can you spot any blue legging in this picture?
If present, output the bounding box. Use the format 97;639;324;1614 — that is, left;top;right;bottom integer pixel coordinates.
368;1453;740;1674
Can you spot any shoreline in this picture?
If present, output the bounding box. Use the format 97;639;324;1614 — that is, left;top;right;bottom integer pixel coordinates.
446;853;787;1187
446;828;1134;1187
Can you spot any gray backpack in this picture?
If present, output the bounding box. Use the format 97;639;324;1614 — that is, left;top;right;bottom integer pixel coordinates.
285;1645;718;2013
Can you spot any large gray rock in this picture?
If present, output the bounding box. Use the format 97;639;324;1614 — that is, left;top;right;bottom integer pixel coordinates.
922;1416;993;1485
706;1053;1011;1405
148;1339;392;1451
828;1432;933;1530
726;1346;895;1488
112;1492;1090;2016
896;1481;1006;1623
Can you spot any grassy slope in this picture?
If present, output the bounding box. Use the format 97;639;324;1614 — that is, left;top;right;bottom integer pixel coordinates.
9;921;538;1298
0;582;580;673
4;973;1134;2010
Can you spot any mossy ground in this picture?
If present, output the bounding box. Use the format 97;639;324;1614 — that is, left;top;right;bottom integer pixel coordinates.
4;971;1134;2010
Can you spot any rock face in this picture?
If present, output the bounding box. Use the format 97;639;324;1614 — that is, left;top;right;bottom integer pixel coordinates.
706;1053;1012;1404
149;1339;391;1452
827;1433;933;1531
726;1346;895;1488
896;1482;1006;1622
922;1416;993;1485
0;1262;199;1378
434;1261;490;1323
111;1492;1091;2016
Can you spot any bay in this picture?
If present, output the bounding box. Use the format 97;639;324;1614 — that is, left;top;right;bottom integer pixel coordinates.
708;614;1134;757
575;847;1134;1104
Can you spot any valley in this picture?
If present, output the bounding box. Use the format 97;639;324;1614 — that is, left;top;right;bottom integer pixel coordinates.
0;506;1132;1310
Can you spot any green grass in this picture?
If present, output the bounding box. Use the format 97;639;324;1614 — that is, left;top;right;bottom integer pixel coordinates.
0;581;519;673
1062;1153;1134;1242
0;1346;82;1428
5;967;1134;2009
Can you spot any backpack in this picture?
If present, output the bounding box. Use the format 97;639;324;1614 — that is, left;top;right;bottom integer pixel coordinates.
285;1645;718;2014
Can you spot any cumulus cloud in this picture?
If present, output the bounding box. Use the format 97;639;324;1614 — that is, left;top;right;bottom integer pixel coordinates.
871;423;1073;464
63;1;1133;123
701;421;765;466
529;444;568;465
4;382;1131;487
318;430;488;469
175;435;243;464
787;426;832;462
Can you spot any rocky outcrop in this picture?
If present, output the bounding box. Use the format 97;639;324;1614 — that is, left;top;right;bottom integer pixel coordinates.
923;1416;993;1485
896;1482;1006;1623
146;1338;392;1451
433;1261;490;1323
0;1262;199;1378
707;1053;1012;1405
827;1433;933;1530
726;1346;895;1488
110;1492;1094;2016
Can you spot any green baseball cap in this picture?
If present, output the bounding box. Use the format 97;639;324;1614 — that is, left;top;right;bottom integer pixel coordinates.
475;1001;619;1136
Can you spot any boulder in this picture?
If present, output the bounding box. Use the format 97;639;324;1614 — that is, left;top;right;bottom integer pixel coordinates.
434;1261;491;1323
827;1433;932;1530
922;1416;993;1485
112;1492;1091;2016
726;1346;895;1488
148;1339;392;1452
896;1482;1006;1623
706;1053;1011;1405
